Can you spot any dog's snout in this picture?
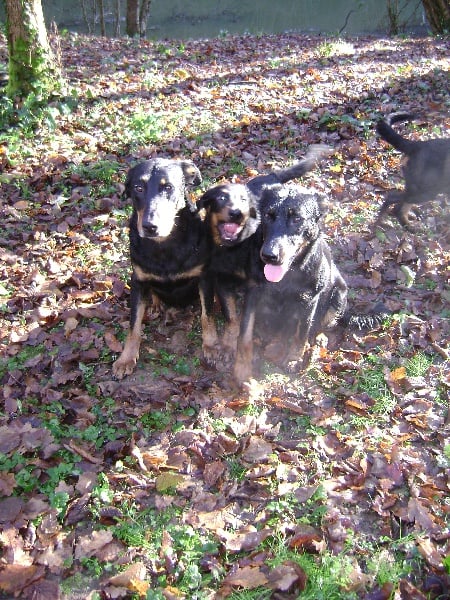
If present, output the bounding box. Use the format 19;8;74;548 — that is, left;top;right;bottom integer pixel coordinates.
228;208;242;221
260;247;279;265
142;221;158;236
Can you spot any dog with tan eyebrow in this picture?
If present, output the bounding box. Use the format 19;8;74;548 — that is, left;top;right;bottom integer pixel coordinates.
112;158;206;379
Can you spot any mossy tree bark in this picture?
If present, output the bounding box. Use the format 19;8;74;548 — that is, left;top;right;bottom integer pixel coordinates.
5;0;62;100
421;0;450;33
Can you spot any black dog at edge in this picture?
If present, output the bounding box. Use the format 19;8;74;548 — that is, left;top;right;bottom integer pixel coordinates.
234;183;387;384
376;112;450;229
113;158;205;379
197;145;330;368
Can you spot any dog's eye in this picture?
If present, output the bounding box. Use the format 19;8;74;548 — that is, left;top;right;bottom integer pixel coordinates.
265;211;275;221
162;182;174;193
134;184;144;193
288;210;302;223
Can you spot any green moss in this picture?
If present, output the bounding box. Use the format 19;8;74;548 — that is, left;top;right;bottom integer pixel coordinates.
6;8;62;99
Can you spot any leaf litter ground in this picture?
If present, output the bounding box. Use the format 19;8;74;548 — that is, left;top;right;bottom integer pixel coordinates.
0;31;449;599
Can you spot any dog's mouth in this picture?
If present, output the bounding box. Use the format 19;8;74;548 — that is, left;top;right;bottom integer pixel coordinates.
218;221;243;243
263;262;290;283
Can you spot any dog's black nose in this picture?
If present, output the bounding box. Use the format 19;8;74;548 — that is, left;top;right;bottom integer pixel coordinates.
142;222;158;236
260;249;279;264
228;208;242;221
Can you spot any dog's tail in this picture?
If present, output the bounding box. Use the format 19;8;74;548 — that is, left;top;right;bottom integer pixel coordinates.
338;304;390;331
376;112;417;156
275;144;332;183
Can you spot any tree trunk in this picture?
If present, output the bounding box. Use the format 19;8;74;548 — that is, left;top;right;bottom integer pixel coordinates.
5;0;62;100
80;0;93;34
387;0;400;35
139;0;152;38
114;0;121;36
127;0;152;37
126;0;139;36
97;0;106;36
421;0;450;33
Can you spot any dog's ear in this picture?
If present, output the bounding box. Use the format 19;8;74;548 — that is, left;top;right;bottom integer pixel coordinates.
196;188;214;212
124;166;136;198
259;184;276;210
303;195;322;240
305;192;325;223
180;161;202;186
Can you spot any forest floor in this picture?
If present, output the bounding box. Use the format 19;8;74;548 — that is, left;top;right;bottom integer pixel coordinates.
0;30;449;600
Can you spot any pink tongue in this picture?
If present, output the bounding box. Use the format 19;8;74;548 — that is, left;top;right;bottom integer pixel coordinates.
264;264;287;283
222;223;239;235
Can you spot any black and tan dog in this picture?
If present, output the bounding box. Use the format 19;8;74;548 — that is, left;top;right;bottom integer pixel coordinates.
112;158;205;379
376;112;450;229
234;183;386;383
197;145;330;367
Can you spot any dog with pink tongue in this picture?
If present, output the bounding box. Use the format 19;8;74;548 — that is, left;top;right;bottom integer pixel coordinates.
234;183;387;384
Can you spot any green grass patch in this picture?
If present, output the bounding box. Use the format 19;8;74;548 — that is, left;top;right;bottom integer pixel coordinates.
354;352;397;416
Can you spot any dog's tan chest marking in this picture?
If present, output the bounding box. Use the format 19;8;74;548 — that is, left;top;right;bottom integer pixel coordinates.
133;263;203;282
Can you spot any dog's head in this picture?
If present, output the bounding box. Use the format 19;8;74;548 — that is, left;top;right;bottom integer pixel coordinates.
126;158;202;240
259;184;322;283
198;183;259;247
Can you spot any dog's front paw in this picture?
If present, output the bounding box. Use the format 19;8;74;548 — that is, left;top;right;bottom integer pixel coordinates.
403;222;419;233
222;323;239;355
112;357;136;379
233;361;252;385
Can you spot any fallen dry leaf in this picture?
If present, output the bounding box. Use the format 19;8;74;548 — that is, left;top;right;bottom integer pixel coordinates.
74;529;113;559
218;525;273;552
266;560;307;592
155;472;184;492
108;561;147;589
222;564;269;589
0;564;44;595
241;436;273;463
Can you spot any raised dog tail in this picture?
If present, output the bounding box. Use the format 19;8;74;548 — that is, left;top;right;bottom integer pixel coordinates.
376;112;417;155
275;144;332;183
339;304;390;331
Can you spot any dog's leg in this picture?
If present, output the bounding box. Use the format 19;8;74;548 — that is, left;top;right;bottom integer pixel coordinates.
149;292;163;318
217;286;239;363
112;277;148;379
322;275;348;328
283;299;319;373
199;276;221;366
394;200;418;230
289;276;346;371
234;285;259;384
148;293;177;325
375;190;404;226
